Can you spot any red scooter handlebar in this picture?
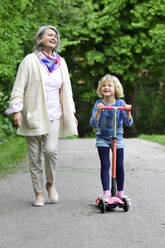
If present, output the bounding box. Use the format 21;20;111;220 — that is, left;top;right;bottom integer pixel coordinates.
101;105;132;111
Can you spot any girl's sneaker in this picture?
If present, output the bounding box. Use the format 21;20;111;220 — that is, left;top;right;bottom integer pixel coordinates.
117;192;131;206
100;194;111;202
117;191;124;199
96;194;111;204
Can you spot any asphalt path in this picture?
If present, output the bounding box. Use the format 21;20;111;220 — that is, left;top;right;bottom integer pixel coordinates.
0;138;165;248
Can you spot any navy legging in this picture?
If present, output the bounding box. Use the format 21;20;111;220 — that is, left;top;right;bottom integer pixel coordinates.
97;147;124;192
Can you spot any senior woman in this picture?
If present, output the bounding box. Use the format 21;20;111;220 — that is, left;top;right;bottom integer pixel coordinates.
5;25;78;206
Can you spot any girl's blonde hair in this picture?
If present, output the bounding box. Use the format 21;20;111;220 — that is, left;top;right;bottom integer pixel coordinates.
96;74;124;98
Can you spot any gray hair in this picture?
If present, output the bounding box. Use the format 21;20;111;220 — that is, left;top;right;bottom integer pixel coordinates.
34;25;60;52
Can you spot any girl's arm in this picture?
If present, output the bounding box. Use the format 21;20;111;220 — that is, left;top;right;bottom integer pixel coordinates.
90;101;103;127
119;100;133;127
123;105;133;127
124;104;132;121
94;102;104;121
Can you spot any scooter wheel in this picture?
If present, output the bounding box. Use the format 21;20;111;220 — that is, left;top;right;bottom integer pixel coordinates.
99;199;106;213
122;197;129;212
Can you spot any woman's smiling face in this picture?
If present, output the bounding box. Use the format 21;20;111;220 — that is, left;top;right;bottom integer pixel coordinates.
40;28;58;52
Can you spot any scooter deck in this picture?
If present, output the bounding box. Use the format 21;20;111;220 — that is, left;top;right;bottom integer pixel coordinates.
96;196;130;212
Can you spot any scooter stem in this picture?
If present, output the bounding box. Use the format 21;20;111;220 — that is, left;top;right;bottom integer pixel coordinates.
111;108;117;196
112;107;117;178
100;105;131;197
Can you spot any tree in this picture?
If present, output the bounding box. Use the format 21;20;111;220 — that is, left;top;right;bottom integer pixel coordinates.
1;0;165;140
61;0;165;136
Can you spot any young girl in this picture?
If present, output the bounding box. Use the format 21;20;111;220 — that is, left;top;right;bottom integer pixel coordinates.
90;74;133;202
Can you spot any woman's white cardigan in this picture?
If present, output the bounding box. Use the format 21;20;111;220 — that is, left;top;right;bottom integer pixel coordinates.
8;52;78;137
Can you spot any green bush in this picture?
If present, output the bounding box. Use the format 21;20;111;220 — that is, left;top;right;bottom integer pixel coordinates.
0;136;27;177
135;78;165;135
0;115;16;143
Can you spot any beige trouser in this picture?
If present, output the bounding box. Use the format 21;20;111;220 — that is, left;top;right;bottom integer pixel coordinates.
26;119;60;194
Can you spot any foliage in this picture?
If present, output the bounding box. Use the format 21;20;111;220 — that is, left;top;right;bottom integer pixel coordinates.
135;77;165;134
0;116;16;143
0;136;27;177
62;0;165;136
1;0;165;140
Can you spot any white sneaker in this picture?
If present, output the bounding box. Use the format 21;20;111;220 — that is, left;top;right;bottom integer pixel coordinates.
32;195;45;207
47;186;59;204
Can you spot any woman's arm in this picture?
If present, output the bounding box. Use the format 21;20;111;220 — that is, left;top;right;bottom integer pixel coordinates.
59;84;63;112
5;56;29;127
60;58;76;113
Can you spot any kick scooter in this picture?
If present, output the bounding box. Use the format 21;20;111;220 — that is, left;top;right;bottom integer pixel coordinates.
96;105;131;213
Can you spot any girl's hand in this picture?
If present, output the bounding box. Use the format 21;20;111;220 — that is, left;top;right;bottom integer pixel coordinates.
94;103;104;121
97;103;104;113
13;112;22;128
124;104;131;113
124;104;132;121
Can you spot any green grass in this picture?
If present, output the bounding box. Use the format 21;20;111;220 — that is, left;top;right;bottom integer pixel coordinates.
0;136;27;178
138;134;165;146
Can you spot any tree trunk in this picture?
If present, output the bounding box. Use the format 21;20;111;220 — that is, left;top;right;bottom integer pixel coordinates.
124;84;137;138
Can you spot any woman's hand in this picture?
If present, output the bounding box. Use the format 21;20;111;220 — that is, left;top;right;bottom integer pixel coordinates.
13;112;22;128
75;117;78;127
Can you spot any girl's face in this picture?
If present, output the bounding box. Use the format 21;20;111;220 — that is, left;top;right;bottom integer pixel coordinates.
101;81;115;98
40;28;58;52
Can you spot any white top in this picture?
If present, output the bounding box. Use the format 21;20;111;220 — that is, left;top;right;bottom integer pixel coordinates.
4;52;78;137
6;56;63;121
39;61;62;120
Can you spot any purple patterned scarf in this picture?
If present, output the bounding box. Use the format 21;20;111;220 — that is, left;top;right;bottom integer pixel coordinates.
40;50;61;72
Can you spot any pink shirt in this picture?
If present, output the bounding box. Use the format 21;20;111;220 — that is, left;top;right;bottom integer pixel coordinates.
42;65;62;120
5;56;63;121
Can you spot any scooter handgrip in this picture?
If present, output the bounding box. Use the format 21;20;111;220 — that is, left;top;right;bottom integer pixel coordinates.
101;105;132;111
117;105;132;111
101;106;114;110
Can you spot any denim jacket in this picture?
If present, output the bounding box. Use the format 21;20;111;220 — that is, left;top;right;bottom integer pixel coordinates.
90;99;133;148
